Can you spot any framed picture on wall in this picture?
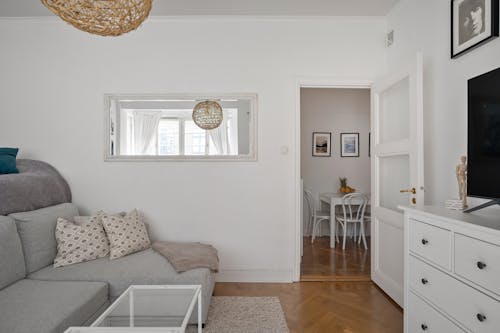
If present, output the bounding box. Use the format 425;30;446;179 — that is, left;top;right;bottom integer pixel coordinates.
451;0;499;58
340;133;359;157
312;132;331;157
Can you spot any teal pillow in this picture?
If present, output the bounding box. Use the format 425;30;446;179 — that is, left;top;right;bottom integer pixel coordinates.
0;148;19;174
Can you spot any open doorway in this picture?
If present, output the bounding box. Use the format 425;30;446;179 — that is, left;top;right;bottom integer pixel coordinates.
299;86;371;282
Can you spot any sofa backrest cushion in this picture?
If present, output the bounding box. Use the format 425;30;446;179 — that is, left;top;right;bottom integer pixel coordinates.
9;203;79;273
0;216;26;289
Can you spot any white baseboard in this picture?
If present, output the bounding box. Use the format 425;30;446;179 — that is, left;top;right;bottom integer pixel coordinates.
215;269;292;282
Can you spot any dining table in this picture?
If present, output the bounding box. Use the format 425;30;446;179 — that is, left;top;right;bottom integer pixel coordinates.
319;192;371;248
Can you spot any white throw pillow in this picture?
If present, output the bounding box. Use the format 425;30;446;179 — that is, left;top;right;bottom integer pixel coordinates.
101;209;151;259
54;216;110;267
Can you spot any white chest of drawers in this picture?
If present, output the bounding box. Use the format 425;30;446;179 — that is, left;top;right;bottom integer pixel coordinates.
402;206;500;333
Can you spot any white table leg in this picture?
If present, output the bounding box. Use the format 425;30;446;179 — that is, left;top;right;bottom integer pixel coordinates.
129;289;134;327
198;292;202;333
330;202;336;248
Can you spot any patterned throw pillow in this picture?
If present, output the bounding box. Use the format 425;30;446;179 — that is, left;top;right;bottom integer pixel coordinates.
101;209;151;259
54;216;110;267
74;211;125;226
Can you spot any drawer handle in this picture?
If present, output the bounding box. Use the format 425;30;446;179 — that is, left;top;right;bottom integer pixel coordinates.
421;278;428;285
421;323;428;331
477;313;487;322
477;261;487;270
421;238;429;245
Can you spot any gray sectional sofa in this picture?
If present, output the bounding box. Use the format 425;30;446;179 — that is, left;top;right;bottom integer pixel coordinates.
0;203;215;333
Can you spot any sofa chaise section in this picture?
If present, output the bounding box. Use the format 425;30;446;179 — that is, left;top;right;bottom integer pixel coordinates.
0;279;108;333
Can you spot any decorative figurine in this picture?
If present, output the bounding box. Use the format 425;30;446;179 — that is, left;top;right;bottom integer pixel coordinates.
456;155;468;208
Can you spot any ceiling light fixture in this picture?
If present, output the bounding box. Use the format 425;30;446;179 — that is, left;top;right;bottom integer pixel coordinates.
192;100;223;130
40;0;152;37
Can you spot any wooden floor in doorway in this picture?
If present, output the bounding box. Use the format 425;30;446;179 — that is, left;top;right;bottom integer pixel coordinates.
214;281;403;333
301;236;371;281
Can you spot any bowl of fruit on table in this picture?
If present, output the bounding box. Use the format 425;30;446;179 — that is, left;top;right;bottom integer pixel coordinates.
338;177;355;194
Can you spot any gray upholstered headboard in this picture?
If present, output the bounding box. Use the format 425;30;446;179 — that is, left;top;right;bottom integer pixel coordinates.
0;159;71;215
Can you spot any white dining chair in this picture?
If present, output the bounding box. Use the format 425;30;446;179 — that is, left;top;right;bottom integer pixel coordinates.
335;193;369;250
303;189;333;244
360;204;371;245
303;188;314;235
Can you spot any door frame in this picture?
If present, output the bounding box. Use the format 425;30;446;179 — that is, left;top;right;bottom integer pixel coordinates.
292;77;373;281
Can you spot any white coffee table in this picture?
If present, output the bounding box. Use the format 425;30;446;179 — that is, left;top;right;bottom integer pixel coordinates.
65;285;202;333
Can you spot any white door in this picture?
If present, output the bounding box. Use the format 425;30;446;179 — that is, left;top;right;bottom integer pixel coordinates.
370;53;424;306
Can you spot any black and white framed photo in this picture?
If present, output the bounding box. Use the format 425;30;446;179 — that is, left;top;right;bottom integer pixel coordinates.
340;133;359;157
312;132;331;157
451;0;499;58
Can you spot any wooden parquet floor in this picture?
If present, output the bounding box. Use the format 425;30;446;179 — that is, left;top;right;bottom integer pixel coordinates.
301;236;371;281
214;282;403;333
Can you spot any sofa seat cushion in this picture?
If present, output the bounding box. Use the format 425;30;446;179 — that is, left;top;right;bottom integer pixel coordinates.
10;203;79;273
0;279;108;333
30;249;212;297
29;248;215;322
0;216;26;289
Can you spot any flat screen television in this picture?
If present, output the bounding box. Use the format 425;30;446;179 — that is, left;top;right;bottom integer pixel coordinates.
467;66;500;212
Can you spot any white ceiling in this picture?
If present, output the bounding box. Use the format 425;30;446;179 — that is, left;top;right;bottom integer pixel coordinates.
0;0;399;17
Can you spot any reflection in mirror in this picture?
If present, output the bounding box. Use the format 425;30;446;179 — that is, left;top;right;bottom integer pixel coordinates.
105;94;257;161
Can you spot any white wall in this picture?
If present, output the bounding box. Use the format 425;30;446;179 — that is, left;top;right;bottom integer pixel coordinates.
0;16;386;281
301;88;371;234
387;0;500;214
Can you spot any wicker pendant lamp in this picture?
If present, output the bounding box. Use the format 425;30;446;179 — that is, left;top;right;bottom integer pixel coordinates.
192;100;224;130
40;0;152;37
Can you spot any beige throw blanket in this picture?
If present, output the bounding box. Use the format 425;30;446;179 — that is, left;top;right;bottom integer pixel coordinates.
152;241;219;273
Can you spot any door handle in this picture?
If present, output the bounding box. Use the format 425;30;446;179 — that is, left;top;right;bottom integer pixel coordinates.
400;188;416;194
477;261;487;270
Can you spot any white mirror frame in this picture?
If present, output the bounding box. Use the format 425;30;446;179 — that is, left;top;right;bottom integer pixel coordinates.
103;93;258;162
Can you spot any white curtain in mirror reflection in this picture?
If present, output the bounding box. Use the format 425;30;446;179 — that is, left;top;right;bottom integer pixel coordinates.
131;111;162;155
123;109;237;156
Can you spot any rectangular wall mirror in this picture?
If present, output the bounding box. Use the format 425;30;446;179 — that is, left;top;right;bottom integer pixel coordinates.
104;94;257;161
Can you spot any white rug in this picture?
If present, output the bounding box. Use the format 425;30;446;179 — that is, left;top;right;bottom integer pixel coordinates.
187;296;289;333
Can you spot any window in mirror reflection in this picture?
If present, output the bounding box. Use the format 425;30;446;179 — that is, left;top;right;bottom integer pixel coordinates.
106;95;256;160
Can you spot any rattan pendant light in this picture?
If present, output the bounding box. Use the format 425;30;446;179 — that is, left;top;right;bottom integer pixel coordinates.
40;0;152;37
192;100;224;130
